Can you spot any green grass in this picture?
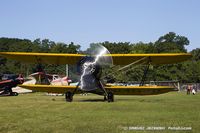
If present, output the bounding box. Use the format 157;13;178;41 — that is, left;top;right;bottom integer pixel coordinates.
0;92;199;133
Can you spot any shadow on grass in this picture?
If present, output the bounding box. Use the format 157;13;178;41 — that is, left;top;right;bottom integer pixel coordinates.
79;99;106;102
79;98;140;102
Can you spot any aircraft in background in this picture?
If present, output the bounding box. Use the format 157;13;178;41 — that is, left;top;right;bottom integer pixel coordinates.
0;45;192;102
29;72;72;85
0;74;24;96
11;72;73;94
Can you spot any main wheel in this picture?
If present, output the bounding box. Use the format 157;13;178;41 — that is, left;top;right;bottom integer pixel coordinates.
12;92;19;96
65;91;73;102
104;95;107;101
107;92;114;102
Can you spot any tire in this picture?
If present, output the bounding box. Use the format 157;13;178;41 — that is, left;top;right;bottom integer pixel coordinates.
65;92;73;102
107;92;114;102
12;92;19;96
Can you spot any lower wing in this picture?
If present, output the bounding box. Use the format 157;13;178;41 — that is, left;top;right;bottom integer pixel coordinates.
105;85;176;95
19;84;176;95
19;84;77;93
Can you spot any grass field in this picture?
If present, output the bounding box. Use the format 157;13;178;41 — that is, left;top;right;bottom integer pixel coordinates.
0;92;199;133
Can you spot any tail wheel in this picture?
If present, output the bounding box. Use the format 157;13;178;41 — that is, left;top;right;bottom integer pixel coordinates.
65;91;73;102
107;92;114;102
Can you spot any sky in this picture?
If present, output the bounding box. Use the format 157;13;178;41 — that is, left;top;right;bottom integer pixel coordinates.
0;0;199;51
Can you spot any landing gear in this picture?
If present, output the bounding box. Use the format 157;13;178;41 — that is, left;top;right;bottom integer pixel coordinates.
107;92;114;102
65;91;73;102
12;92;18;96
104;95;107;101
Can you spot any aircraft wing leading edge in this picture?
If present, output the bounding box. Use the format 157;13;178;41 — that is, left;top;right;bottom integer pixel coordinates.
19;84;175;95
111;53;192;65
105;85;176;95
0;52;85;65
0;52;192;65
19;84;78;93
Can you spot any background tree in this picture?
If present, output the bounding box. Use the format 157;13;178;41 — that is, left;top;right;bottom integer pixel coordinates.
154;32;189;53
87;41;132;54
131;42;154;53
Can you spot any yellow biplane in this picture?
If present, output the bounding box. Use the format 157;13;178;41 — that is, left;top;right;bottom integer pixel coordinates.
0;47;191;102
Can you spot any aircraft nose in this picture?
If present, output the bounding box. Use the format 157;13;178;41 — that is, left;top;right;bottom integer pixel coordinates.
80;74;99;91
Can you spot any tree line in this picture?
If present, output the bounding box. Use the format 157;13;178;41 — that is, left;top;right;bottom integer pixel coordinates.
0;32;200;83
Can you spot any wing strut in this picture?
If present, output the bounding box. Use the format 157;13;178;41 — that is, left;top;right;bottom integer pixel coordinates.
117;56;148;71
102;56;148;81
72;81;80;95
139;57;151;86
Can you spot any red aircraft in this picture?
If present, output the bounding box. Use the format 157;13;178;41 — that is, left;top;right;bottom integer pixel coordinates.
0;74;24;96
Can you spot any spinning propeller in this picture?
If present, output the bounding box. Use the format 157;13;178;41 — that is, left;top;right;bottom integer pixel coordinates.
77;44;113;92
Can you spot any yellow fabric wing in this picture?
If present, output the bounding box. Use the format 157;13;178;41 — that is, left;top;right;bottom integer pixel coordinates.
19;84;78;93
0;52;191;65
0;52;85;65
20;84;175;95
105;85;176;95
110;53;192;65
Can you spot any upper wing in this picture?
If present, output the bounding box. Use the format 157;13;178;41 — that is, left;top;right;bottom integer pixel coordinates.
110;53;192;65
0;52;85;65
0;52;191;65
105;85;176;95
